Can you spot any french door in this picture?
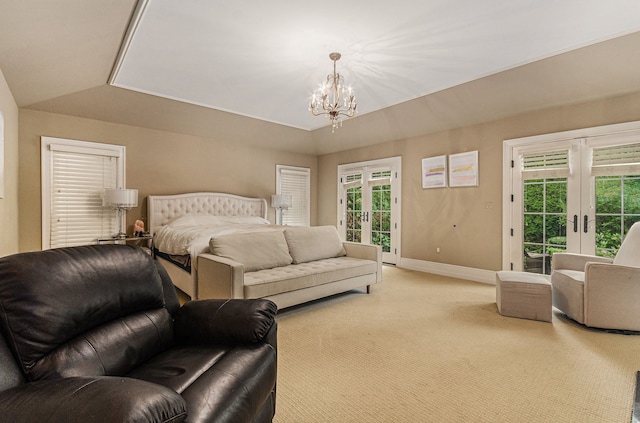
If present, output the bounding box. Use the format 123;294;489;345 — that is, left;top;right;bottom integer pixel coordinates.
505;126;640;274
338;157;401;264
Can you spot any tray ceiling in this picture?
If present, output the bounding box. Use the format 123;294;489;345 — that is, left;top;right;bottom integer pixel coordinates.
110;0;640;130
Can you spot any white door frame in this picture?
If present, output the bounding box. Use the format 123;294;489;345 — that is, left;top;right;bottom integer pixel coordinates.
503;120;640;271
337;156;402;264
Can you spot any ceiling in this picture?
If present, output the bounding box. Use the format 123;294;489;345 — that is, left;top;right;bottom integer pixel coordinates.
1;1;640;155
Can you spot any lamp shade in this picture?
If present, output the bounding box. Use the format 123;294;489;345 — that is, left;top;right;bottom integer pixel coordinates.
271;194;292;209
103;189;138;209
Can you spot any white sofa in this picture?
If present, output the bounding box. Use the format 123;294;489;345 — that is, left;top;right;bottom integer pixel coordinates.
197;225;382;309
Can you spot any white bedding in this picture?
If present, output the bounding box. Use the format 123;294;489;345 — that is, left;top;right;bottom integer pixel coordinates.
154;214;280;269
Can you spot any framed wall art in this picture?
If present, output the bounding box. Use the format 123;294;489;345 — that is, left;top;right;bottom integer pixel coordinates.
421;155;447;189
449;151;478;187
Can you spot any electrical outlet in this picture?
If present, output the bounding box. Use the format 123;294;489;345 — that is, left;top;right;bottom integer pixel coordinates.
436;247;440;253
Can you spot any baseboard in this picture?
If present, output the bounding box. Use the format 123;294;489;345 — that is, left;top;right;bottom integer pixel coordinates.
397;258;496;285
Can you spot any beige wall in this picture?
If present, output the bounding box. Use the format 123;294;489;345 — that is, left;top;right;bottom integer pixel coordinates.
0;68;19;256
318;91;640;271
18;109;317;251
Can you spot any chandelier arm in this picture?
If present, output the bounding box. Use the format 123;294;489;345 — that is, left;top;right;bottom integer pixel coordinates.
308;52;357;130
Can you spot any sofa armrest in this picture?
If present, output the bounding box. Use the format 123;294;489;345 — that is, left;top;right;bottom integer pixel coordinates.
174;299;278;345
551;252;612;272
197;253;246;299
0;376;187;423
343;242;382;283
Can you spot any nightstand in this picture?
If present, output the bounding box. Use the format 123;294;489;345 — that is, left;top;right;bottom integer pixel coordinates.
97;236;153;251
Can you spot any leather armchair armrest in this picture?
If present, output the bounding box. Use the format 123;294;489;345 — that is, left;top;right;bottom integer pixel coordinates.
174;299;277;345
551;252;612;272
0;376;186;423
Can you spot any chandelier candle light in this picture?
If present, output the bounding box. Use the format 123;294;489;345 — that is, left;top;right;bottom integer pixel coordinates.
309;52;357;131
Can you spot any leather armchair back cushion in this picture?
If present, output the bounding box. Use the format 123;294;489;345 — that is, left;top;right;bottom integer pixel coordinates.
29;308;174;380
0;245;170;380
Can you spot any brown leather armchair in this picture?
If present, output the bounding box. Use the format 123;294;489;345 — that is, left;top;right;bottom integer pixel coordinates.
0;245;277;423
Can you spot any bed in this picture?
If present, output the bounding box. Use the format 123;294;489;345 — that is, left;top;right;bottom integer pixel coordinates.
147;192;275;299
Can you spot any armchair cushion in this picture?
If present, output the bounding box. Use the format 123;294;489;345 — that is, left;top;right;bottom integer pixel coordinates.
0;376;187;423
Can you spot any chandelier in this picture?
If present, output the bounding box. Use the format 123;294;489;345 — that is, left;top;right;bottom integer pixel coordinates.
309;52;357;131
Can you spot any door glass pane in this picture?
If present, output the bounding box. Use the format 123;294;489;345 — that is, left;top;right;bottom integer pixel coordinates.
595;175;640;257
345;186;362;243
371;184;391;252
523;178;567;274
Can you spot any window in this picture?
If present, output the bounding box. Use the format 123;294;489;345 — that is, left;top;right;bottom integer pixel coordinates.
276;165;310;226
41;137;126;249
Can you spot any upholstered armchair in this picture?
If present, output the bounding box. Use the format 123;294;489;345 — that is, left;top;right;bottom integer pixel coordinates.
0;245;278;423
551;222;640;331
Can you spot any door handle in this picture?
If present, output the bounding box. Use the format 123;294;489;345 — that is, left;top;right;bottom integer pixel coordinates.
573;215;578;233
584;215;588;233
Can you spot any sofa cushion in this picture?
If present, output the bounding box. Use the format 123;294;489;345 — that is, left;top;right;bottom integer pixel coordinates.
243;257;377;298
210;230;292;272
284;225;346;264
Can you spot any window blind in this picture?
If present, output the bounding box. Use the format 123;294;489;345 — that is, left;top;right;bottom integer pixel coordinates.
48;149;118;248
368;169;392;187
341;173;362;189
521;150;570;180
591;143;640;176
279;167;310;226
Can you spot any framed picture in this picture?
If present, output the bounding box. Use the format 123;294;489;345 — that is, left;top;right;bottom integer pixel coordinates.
422;155;447;189
449;151;478;187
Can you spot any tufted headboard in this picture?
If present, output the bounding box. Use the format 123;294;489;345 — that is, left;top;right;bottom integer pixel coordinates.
147;192;268;236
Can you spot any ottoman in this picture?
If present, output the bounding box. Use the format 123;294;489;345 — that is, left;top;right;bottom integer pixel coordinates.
496;271;552;322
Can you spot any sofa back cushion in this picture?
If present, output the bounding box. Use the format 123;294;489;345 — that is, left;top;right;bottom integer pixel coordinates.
0;245;172;381
284;225;346;264
210;230;293;272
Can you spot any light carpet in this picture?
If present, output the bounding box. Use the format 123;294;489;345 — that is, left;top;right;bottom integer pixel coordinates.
273;266;640;422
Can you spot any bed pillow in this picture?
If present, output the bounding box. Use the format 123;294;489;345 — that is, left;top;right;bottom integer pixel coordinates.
209;231;292;272
284;226;346;264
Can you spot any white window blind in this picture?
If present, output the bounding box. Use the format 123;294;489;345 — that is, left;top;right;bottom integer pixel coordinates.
368;169;392;187
277;165;310;226
591;143;640;176
521;150;570;180
42;137;125;249
341;172;362;189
